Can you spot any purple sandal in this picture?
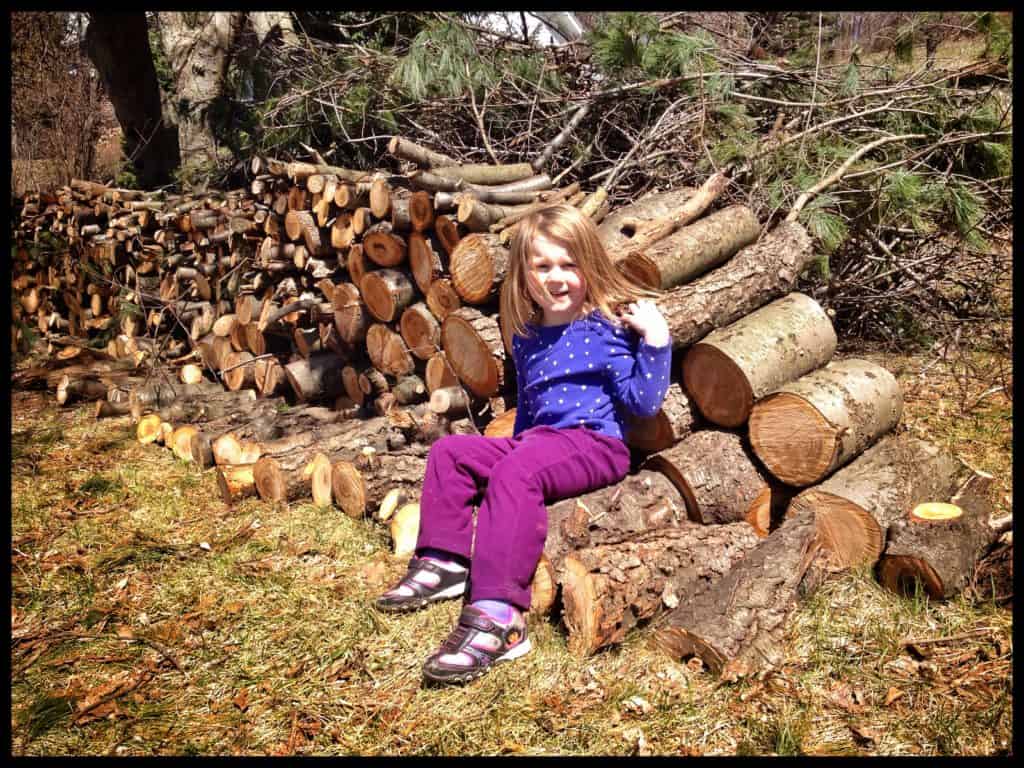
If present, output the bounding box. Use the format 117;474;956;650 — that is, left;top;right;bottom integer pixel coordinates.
422;605;531;685
375;556;468;613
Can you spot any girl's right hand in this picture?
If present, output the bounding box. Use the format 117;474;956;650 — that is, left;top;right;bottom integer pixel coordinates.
618;299;670;347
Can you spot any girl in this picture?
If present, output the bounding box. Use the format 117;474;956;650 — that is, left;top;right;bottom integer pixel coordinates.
376;204;672;685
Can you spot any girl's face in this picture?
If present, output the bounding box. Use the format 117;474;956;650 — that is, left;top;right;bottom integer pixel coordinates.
526;234;588;326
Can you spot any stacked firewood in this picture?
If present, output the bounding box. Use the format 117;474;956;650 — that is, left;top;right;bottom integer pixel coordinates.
13;140;1009;680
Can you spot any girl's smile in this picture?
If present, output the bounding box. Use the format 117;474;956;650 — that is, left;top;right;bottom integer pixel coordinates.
527;234;587;326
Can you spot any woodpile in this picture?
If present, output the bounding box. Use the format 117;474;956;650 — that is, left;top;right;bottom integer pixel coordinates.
13;139;1008;679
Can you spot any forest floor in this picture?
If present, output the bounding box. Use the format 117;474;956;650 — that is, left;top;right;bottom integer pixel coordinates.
9;338;1012;756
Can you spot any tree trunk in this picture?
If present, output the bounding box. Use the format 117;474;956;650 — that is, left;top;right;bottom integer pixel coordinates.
561;522;761;656
656;221;815;349
644;430;778;537
787;434;970;569
616;205;760;290
682;292;837;427
877;472;1000;599
749;358;903;486
441;307;505;398
653;508;829;678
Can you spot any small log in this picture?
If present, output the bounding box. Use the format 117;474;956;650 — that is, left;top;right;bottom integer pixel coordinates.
331;450;427;518
749;358;903;486
96;399;133;419
787;434;971;569
431;163;536;185
283;352;346;402
561;522;761;657
341;365;365;406
448;233;511;304
408;190;435;232
441;307;505;398
616;204;761;290
877;472;1000;599
334;181;371;210
387;136;459;168
429;385;473;418
653;508;828;678
332;281;370;344
369;178;392;219
254;356;289;397
56;374;110;406
644;430;778;537
424;352;459;393
408;232;446;294
389;188;414;232
682;292;837;427
434;215;462;256
425;278;462;321
360;269;417;323
365;323;415;377
399;302;441;360
346;243;370;287
393;374;428;406
362;221;407;267
483;409;516;438
216;463;258;503
222;350;258;391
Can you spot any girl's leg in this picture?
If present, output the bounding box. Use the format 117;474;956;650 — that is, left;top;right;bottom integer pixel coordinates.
471;426;631;610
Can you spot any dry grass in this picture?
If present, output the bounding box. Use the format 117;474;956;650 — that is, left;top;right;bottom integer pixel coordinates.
10;344;1012;756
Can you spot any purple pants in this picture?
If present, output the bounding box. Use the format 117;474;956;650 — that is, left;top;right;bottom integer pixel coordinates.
416;425;631;610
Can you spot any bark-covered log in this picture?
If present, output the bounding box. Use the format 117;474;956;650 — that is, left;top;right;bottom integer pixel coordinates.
749;358;903;486
284;352;346;402
623;382;700;454
360;268;417;323
616;204;760;290
561;522;761;656
363;221;407;267
657;221;815;349
877;472;999;599
788;434;971;569
683;292;837;427
441;307;505;398
644;430;777;537
431;163;536;185
331;450;428;519
653;508;829;678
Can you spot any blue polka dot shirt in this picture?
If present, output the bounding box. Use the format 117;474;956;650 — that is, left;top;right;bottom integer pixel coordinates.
511;310;672;440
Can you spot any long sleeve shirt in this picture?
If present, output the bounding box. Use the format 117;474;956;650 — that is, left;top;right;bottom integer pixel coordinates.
510;310;673;441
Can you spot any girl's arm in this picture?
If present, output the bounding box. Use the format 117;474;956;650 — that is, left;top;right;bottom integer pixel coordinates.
604;323;673;419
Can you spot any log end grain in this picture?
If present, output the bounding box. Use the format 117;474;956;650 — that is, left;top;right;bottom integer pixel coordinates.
309;453;334;508
682;343;753;428
331;460;367;519
560;555;599;658
876;555;945;599
749;392;839;486
788;489;884;568
529;554;557;615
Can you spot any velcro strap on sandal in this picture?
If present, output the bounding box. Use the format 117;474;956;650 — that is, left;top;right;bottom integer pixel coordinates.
457;606;500;635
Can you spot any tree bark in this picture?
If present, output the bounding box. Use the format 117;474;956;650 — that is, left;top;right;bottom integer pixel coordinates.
561;522;761;656
749;358;903;486
656;221;815;349
683;292;837;427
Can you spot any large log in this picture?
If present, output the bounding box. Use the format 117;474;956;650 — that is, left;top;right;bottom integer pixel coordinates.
657;221;815;349
787;434;971;569
616;205;760;290
284;353;346;402
644;430;779;537
749;358;903;486
561;522;761;657
362;221;407;267
440;307;505;398
877;472;1000;599
448;233;511;304
682;292;837;427
653;508;828;678
365;323;415;377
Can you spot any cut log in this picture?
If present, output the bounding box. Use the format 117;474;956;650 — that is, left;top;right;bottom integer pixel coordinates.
95;399;133;418
346;243;370;287
217;463;258;503
653;508;828;678
787;434;971;569
617;172;729;258
561;522;762;657
409;190;435;232
56;374;110;406
683;292;837;427
362;221;407;267
389;188;414;232
387;136;459;168
434;215;462;256
616;204;760;290
425;278;462;321
749;358;903;486
448;233;510;304
432;163;536;185
441;307;505;398
331;450;427;518
283;353;346;402
393;374;428;406
360;269;417;323
646;430;785;537
129;378;223;417
365;323;415;377
332;281;370;344
424;352;459;393
429;385;473;418
877;472;999;599
341;365;365;406
399;302;441;360
222;350;258;391
254;356;289;397
408;232;446;294
148;389;259;425
483;408;516;438
657;221;815;349
623;382;699;454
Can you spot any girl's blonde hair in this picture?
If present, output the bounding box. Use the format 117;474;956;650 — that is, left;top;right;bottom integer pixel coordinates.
500;204;656;340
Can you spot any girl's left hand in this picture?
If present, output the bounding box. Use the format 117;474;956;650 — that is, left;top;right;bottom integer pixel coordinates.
619;299;670;347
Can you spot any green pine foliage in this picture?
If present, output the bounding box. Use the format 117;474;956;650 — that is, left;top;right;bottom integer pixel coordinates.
389;21;498;100
799;193;848;256
589;14;717;81
942;181;988;251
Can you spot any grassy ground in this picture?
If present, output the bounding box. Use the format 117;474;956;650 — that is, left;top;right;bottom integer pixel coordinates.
10;343;1012;756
